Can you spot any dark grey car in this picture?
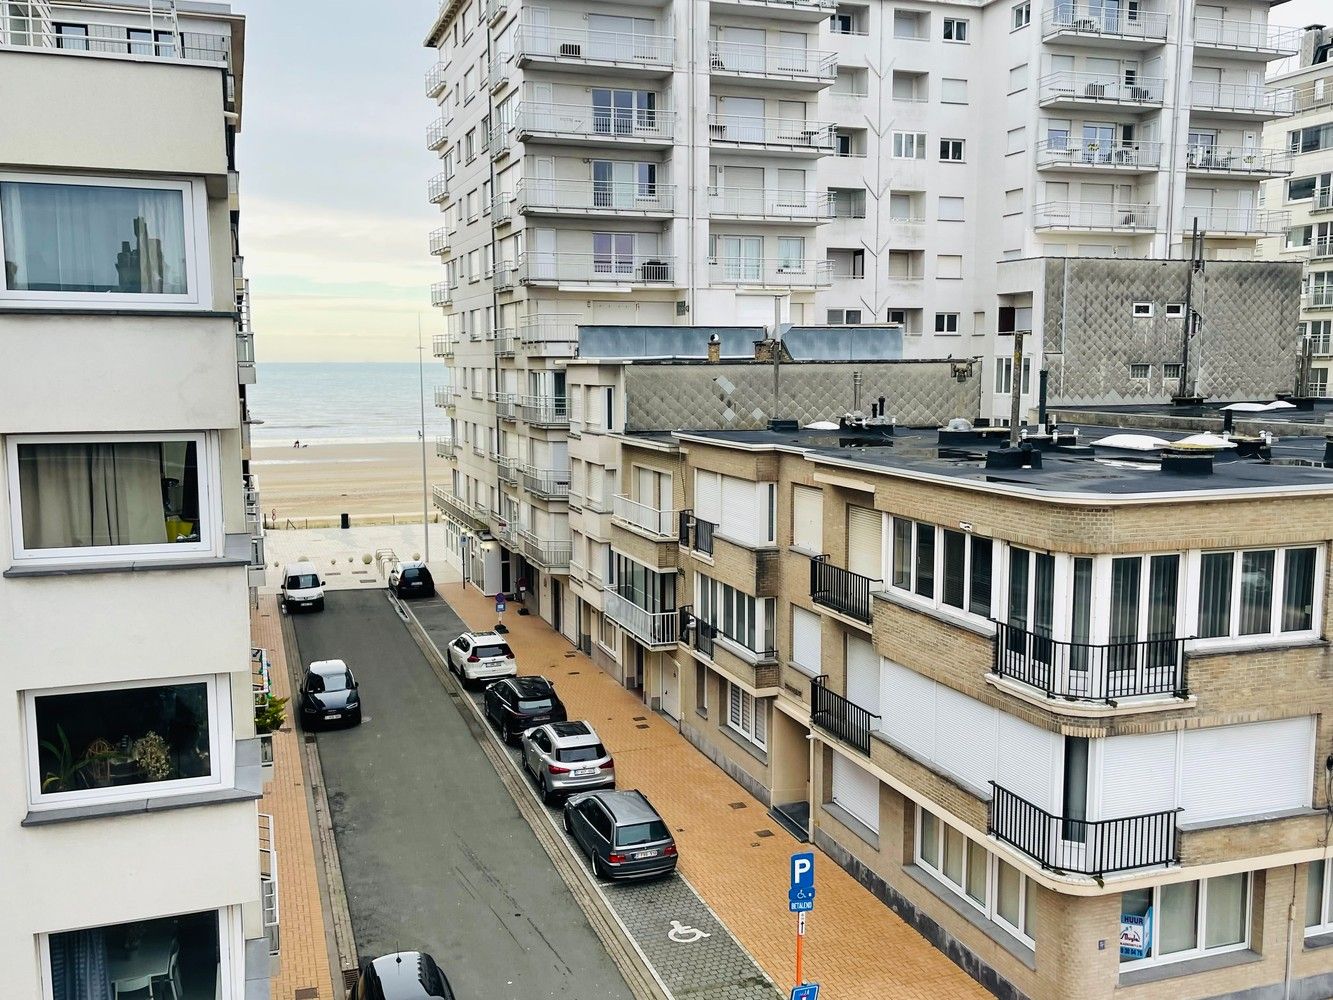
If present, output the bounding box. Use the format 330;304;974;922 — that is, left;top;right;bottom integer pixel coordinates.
562;789;677;880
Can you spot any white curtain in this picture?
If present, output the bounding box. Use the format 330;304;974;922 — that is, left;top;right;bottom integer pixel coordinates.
19;443;168;549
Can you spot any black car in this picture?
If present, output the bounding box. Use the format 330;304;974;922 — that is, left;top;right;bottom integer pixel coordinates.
389;560;435;598
299;659;363;729
349;951;455;1000
483;675;566;744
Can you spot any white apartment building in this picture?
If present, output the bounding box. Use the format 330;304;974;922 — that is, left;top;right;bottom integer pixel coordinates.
1262;26;1333;396
0;4;275;999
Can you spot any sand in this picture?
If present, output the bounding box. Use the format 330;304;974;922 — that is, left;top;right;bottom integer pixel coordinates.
251;440;453;524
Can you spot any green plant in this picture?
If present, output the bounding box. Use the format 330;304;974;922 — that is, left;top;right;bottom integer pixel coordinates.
130;731;172;781
39;726;121;793
255;693;288;735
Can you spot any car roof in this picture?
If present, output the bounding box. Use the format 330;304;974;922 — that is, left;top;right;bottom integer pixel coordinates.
285;561;318;574
397;559;428;569
547;721;597;746
369;952;448;1000
309;659;349;676
463;630;503;641
511;675;553;696
591;789;660;825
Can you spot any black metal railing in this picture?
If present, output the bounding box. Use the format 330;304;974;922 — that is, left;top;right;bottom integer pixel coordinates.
677;510;716;556
678;510;692;548
993;622;1189;704
989;783;1178;877
809;555;878;624
810;675;879;756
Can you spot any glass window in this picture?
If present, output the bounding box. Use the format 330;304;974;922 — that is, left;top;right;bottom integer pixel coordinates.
914;524;935;598
996;859;1022;927
920;809;940;868
2;179;190;296
1282;547;1316;632
1159;880;1199;955
1198;551;1233;637
965;839;988;904
49;911;222;1000
1239;550;1275;634
919;806;1036;944
970;538;993;617
1307;861;1330;933
1204;874;1247;949
892;518;912;588
942;824;965;885
943;529;966;609
1122;875;1251;967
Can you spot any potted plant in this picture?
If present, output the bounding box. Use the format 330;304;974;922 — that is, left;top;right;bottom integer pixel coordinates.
130;731;173;782
255;693;288;735
39;726;122;793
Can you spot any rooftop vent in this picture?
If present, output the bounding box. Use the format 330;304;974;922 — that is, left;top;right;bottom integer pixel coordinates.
985;443;1042;470
1160;446;1213;476
1092;433;1170;452
946;417;974;432
768;419;799;433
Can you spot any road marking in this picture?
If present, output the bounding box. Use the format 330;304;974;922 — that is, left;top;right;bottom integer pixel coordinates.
667;920;711;944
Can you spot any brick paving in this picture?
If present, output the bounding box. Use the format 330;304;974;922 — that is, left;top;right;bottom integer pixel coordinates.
253;596;341;1000
432;581;989;1000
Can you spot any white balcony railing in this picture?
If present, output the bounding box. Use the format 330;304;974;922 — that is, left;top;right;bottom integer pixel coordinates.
1314;189;1333;214
1039;72;1165;105
521;464;572;499
516;179;675;215
1311;237;1333;261
1184;145;1293;175
493;391;518;419
1034;201;1157;230
0;11;230;64
258;813;280;957
513;102;675;142
434;385;460;408
432;485;487;527
519;394;570;426
495;329;519;357
1036;139;1163;170
425;62;447;97
1042;4;1169;42
1305;287;1333;310
430;280;453;307
428;227;451;256
520;314;580;355
514;23;674;67
1180;207;1288;235
1191;82;1294;116
428;173;449;205
431;333;457;357
707;39;836;80
602;589;679;647
707;113;835;150
708;187;832;220
515;527;572;569
436;436;460;459
612;495;677;537
1192;16;1300;54
708;258;833;287
492;193;514;223
427;117;449;150
518;252;675;285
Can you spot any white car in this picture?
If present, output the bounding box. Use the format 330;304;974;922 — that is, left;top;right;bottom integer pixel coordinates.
446;631;518;685
281;560;325;612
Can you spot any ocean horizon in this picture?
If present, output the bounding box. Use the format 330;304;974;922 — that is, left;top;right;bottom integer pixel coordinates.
248;362;449;445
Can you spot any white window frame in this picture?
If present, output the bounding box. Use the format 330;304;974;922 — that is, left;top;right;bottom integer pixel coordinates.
1011;1;1031;29
1119;875;1252;970
726;681;767;749
942;17;968;41
1129;363;1151;379
1165;302;1185;318
1190;546;1323;648
940;138;965;162
6;431;221;565
892;131;927;160
0;171;212;310
697;571;774;659
1132;301;1154;317
935;312;960;333
24;673;233;810
891;518;996;621
1306;860;1333;936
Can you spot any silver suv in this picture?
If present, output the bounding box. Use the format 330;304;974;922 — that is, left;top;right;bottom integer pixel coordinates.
520;721;615;803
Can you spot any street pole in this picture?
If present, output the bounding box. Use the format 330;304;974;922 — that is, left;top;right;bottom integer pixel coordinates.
418;315;430;563
796;911;805;985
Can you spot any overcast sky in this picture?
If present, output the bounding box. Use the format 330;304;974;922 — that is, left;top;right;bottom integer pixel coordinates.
233;0;1329;363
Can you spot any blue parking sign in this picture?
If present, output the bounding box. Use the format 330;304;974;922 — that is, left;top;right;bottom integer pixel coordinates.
789;851;815;912
791;985;820;1000
495;596;506;614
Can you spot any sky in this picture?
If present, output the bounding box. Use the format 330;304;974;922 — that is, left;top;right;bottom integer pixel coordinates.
234;0;1329;363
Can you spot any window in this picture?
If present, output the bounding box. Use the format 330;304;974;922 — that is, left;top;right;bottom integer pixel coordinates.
697;573;772;656
934;312;959;334
892;132;927;159
827;308;863;324
1289;176;1318;202
938;197;964;222
1132;301;1154;317
726;682;767;749
8;435;214;561
1011;2;1031;29
1290;124;1333;155
892;518;993;617
994;357;1033;396
1129;363;1151;379
1197;547;1318;641
1307;861;1333;935
941;78;968;104
937;255;962;279
54;22;89;49
942;17;968;41
47;911;227;999
695;662;708;714
1008;64;1028;92
893;10;926;39
1163;363;1183;380
28;676;225;806
0;174;206;305
1120;875;1249;968
1165;302;1185;318
940;139;965;161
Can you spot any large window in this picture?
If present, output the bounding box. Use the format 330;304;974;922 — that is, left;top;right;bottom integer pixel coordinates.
9;435;212;561
1197;547;1318;641
697;573;776;657
28;677;225;806
1306;861;1333;936
891;518;993;618
0;174;204;305
725;682;767;749
1120;875;1250;968
48;910;225;1000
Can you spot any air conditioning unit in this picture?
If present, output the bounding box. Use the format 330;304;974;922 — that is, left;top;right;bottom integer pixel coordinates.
1129;86;1150;101
559;42;581;57
1084;82;1106;98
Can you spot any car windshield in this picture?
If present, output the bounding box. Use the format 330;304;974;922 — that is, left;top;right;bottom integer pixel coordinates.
475;643;511;659
557;744;606;763
615;820;670;846
518;697;553;712
287;574;319;589
402;567;423;580
310;671;350;693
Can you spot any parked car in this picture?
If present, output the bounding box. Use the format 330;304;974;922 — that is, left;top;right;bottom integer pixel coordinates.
349;951;455;1000
299;659;362;729
281;560;324;612
563;789;678;881
389;559;435;598
483;675;566;744
446;631;517;685
521;721;615;803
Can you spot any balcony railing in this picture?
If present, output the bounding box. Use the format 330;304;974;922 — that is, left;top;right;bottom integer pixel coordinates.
993;622;1187;704
496;454;518;485
810;555;878;624
707;113;835;151
1191;81;1294;116
1180;207;1288;236
436;436;459;459
425;62;447;97
492;193;514;223
1306;286;1333;310
0;12;231;65
428;173;449;205
713;0;836;12
1039;72;1165;106
514;23;674;68
516;527;572;570
1036;139;1162;170
1313;188;1333;214
495;329;519;357
708;187;833;221
1193;16;1300;54
519;394;569;426
516;179;675;215
431;334;456;359
1034;201;1157;230
677;510;716;556
433;385;459;408
493;391;518;420
989;783;1178;877
603;589;679;647
612;495;677;537
433;485;487;528
1312;237;1333;261
810;676;878;756
707;39;837;81
708;258;832;287
521;464;571;499
513;102;675;143
520;314;580;355
430;280;453;307
518;252;675;286
428;228;452;257
1185;144;1292;176
1042;4;1168;43
427;117;449;150
258;813;281;957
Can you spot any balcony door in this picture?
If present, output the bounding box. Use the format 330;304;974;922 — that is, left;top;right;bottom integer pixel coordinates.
777;31;807;72
530;227;556;280
533;156;555;205
588;14;656;61
1005;547;1055;672
716;235;762;280
1108;554;1181;693
714;165;763;213
592;159;645;209
720;96;765;141
718;26;765;73
1082;122;1116;164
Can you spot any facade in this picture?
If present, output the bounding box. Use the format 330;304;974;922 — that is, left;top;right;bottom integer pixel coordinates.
1261;27;1333;397
0;4;274;999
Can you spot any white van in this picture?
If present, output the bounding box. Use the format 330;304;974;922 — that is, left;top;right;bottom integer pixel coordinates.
281;561;325;612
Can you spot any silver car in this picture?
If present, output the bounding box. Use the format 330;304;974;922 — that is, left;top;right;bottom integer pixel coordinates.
520;721;615;804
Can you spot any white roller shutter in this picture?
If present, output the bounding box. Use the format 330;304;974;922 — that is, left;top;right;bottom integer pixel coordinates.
831;753;881;832
1098;732;1177;819
792;606;822;676
847;506;883;579
881;659;936;762
995;713;1062;812
695;470;721;524
845;635;880;717
792;485;824;552
934;683;997;794
720;475;752;543
1180;717;1313;823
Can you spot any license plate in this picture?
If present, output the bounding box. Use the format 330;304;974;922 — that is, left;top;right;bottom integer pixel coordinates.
634;850;657;860
574;768;597;777
325;712;342;720
299;601;313;606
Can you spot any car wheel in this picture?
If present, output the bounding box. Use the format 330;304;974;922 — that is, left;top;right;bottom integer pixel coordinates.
592;854;611;881
540;776;556;806
562;809;573;835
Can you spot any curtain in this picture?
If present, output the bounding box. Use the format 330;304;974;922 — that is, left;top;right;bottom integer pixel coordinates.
968;538;992;617
914;524;935;598
1239;550;1275;635
19;443;168;550
1282;547;1316;632
1199;552;1234;637
892;519;912;589
49;928;114;1000
1160;881;1200;955
942;529;965;609
1204;874;1248;948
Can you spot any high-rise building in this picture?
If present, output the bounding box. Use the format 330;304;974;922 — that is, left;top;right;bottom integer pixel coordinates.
0;3;274;997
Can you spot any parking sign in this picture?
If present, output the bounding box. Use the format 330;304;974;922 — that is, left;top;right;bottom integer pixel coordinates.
789;851;815;912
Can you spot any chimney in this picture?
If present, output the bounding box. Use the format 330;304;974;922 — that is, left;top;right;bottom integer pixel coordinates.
707;332;721;363
1161;447;1213;476
754;339;776;362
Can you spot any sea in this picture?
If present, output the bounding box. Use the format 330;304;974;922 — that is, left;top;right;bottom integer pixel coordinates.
248;362;449;446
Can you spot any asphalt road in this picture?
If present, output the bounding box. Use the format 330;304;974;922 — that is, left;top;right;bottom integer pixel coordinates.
289;589;633;1000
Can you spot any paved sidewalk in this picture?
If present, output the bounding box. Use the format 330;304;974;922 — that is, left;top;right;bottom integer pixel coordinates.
253;597;341;1000
431;581;988;1000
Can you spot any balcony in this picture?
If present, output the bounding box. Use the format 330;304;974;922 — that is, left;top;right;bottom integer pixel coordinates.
707;40;837;89
430;280;453;307
518;252;675;287
520;464;571;500
1184;144;1292;178
428;173;450;205
433;385;459;409
612;495;678;538
809;555;878;625
493;391;518;420
1305;287;1333;311
1180;206;1288;237
992;622;1188;705
235;280;256;385
603;589;679;648
431;333;457;358
515;179;675;218
707;114;835;154
1042;4;1168;47
519;394;569;427
516;526;572;570
1038;72;1165;111
248;534;266;589
1035;139;1162;173
514;24;674;75
486;0;508;24
433;485;487;530
1192;16;1300;59
1190;81;1294;120
436;436;460;459
513;102;675;148
258;812;281;957
495;329;519;357
678;510;716;556
492;193;514;224
1313;188;1333;215
425;62;447;98
426;117;449;150
520;315;580;357
495;262;517;291
1034;201;1157;232
708;187;832;222
0;10;231;65
708;258;832;288
707;0;836;22
428;227;452;257
810;676;879;756
988;783;1178;877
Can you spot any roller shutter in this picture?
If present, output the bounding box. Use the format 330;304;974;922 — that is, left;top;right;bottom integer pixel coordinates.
846;506;882;579
792;485;823;552
1098;732;1178;819
720;476;751;543
995;713;1062;813
831;753;881;832
881;659;936;762
934;683;997;795
695;470;721;524
1180;717;1313;823
791;606;822;676
845;635;880;716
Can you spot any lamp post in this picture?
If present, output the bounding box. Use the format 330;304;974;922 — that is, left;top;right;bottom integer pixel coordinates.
418;315;430;562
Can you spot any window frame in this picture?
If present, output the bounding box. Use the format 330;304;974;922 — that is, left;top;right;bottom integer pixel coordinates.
6;431;221;565
24;673;233;810
942;17;968;42
1132;301;1154;318
1011;1;1031;30
725;681;767;749
1306;860;1333;936
1194;546;1322;646
0;171;211;309
891;517;995;620
940;138;965;162
1119;874;1252;970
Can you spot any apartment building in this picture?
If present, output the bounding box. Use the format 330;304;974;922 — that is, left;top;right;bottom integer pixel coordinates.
1261;26;1333;397
0;4;274;999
